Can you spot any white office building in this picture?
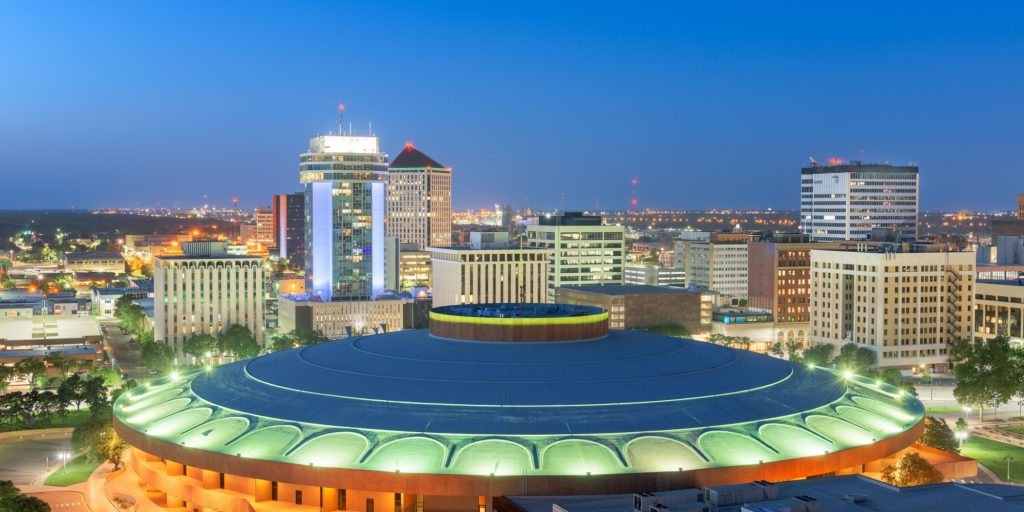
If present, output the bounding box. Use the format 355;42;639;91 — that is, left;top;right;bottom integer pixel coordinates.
154;245;265;352
800;162;919;242
526;212;624;301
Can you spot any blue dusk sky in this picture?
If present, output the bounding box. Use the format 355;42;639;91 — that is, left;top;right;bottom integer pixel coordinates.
1;1;1022;211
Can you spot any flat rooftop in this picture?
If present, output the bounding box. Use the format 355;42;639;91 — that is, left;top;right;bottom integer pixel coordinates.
0;317;102;344
434;303;604;319
558;284;692;296
509;474;1024;512
978;279;1024;287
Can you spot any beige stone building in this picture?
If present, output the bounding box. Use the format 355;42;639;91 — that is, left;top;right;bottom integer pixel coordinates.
154;249;265;351
277;296;406;338
387;143;452;250
428;235;551;308
809;246;974;370
974;279;1024;346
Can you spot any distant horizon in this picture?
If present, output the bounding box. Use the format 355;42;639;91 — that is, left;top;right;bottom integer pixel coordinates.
2;2;1023;211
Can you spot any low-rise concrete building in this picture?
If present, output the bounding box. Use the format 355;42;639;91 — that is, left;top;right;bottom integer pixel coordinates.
278;295;407;339
63;252;125;275
555;284;715;334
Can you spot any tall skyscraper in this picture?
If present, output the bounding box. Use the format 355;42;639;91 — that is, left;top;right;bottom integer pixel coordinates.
526;212;624;301
386;143;452;250
800;161;919;242
272;192;305;262
300;110;388;301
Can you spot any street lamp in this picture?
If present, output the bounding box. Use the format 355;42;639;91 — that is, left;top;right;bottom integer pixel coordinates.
1005;456;1015;481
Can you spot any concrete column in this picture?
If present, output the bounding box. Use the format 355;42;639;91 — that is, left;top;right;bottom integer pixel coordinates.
166;495;183;508
165;461;184;476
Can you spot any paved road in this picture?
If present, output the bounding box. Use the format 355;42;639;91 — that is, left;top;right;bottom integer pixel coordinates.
100;319;145;381
26;490;89;512
0;437;72;486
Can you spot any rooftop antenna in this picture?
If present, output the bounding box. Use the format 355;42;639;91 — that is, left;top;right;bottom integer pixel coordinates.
369;121;373;136
337;103;345;135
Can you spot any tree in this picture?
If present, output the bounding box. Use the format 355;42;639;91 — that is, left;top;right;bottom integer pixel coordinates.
89;367;121;388
0;480;51;512
0;366;13;394
770;342;784;358
113;295;147;337
140;342;174;375
218;324;260;359
57;374;87;411
183;333;217;365
13;358;47;389
636;324;691;339
950;336;1019;420
920;416;959;454
271;331;298;352
44;352;76;380
880;452;944;487
802;344;834;367
832;343;877;373
294;329;328;346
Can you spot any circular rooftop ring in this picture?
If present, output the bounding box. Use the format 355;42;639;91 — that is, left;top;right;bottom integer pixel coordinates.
114;327;924;479
429;303;609;341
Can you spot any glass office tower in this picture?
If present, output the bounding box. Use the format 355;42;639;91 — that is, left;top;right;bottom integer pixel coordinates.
300;133;388;301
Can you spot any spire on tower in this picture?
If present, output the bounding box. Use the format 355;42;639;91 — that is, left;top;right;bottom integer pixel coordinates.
337;103;346;135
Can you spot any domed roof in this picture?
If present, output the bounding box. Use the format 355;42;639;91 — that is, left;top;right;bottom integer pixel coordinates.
114;329;923;476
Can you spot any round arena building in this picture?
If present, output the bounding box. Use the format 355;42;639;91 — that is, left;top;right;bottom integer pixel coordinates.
113;304;925;512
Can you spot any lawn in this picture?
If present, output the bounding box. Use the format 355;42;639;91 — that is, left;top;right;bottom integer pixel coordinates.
0;409;92;433
924;405;965;414
961;436;1024;483
996;425;1024;436
43;452;101;486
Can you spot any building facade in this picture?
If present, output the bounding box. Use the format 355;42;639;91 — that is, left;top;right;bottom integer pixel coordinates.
809;246;974;370
623;264;686;286
277;295;406;339
974;279;1024;346
800;162;919;242
526;212;624;301
153;248;265;351
428;237;551;307
300;125;388;302
387;143;452;250
681;232;752;302
748;234;839;323
63;252;125;275
272;192;306;262
555;284;714;334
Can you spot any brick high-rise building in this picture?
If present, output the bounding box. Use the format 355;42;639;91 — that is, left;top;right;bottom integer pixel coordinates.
387;143;452;250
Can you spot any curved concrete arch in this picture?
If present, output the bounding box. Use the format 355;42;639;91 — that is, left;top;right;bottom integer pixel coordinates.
805;414;875;446
539;438;625;475
836;406;901;435
758;423;833;458
450;438;533;476
226;424;304;459
624;435;708;472
179;416;251;450
146;407;213;438
125;398;192;426
285;431;369;467
697;430;777;466
362;436;448;473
